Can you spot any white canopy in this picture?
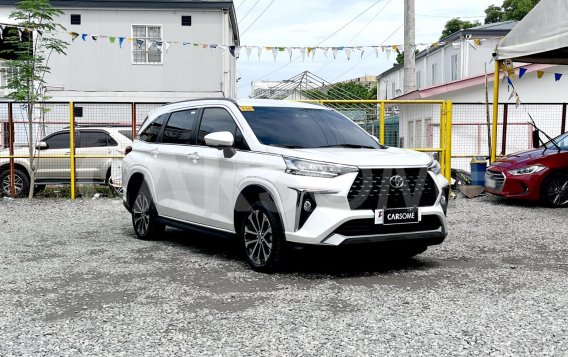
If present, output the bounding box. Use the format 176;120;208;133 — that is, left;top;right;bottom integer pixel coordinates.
496;0;568;64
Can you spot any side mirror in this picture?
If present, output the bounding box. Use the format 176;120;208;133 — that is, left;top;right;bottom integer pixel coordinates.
532;129;540;148
204;131;234;148
204;131;235;158
35;141;48;150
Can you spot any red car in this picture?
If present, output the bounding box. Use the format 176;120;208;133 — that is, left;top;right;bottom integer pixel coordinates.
485;131;568;207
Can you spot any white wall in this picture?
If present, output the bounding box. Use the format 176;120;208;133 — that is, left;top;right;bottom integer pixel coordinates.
0;6;238;101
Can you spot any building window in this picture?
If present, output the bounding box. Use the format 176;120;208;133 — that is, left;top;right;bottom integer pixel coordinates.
181;16;192;26
391;82;396;99
431;63;439;85
451;54;458;81
70;14;81;25
132;25;163;64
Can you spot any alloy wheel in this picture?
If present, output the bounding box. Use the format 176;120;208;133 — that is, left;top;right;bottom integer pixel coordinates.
546;176;568;207
243;210;273;266
133;192;151;236
2;174;23;196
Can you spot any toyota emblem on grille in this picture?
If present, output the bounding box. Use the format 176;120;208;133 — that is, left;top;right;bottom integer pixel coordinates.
390;175;405;189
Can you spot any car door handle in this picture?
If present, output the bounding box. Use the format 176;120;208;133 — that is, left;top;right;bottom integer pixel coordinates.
150;149;159;158
187;152;200;162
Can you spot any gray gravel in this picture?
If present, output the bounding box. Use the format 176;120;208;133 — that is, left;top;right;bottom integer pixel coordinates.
0;195;567;356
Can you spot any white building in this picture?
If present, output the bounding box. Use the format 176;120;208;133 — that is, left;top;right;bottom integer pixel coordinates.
376;21;568;169
0;0;240;102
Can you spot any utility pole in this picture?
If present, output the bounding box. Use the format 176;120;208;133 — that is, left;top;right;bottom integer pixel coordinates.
403;0;416;93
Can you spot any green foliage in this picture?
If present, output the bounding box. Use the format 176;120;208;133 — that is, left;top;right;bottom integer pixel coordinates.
440;18;481;39
394;49;419;67
484;0;540;24
2;0;68;104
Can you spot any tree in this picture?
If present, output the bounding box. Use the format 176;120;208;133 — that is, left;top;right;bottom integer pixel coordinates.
440;18;481;39
394;49;419;67
484;5;504;24
484;0;540;24
3;0;68;198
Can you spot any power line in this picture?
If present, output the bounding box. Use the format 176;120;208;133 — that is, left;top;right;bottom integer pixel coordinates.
241;0;387;89
331;24;403;82
239;0;260;25
236;0;247;11
241;0;278;36
416;13;485;18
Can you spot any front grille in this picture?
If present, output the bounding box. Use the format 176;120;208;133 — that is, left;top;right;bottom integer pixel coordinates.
486;169;506;191
347;168;438;210
334;215;443;237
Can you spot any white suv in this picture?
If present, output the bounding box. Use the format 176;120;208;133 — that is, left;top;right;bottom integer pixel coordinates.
122;99;449;272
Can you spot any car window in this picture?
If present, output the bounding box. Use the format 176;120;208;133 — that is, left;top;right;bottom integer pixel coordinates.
197;108;237;146
44;132;70;149
545;132;568;150
118;130;133;141
240;107;380;149
79;131;118;148
139;114;167;143
162;109;198;145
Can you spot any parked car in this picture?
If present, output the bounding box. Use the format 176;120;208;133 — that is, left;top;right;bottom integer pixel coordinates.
122;99;450;272
485;131;568;207
0;126;133;197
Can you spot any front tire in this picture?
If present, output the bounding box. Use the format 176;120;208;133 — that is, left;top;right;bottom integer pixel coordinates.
0;169;30;198
131;183;165;239
542;173;568;207
239;201;285;273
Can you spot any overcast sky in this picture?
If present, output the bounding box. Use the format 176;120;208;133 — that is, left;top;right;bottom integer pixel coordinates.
234;0;501;98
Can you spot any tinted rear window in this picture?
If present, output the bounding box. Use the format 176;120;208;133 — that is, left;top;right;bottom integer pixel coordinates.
240;107;379;149
118;130;133;141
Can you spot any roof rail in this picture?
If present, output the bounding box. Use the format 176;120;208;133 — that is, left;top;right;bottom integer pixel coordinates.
166;97;238;105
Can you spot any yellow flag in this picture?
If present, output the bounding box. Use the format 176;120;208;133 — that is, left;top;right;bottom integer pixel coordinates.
537;70;544;79
307;47;313;56
474;39;481;46
392;45;399;53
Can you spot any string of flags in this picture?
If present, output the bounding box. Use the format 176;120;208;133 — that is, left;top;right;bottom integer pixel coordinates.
64;30;497;62
501;59;567;108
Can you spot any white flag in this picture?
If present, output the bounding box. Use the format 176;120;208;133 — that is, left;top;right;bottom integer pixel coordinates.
246;47;252;60
385;46;392;60
287;47;293;61
256;46;263;60
300;47;307;61
165;42;171;53
345;48;352;60
272;47;278;61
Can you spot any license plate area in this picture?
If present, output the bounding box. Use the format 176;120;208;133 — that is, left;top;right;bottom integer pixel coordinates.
485;177;496;189
376;208;420;225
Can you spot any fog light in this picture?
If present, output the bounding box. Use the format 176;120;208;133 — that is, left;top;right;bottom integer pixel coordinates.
303;200;313;212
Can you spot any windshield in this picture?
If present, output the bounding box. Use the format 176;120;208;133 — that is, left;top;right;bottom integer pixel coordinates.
544;132;568;150
240;107;381;149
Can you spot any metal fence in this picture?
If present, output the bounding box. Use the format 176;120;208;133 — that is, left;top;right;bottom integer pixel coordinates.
0;102;165;198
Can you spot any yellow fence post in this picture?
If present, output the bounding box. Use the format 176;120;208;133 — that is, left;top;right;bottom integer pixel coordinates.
445;101;453;182
491;60;501;163
439;102;446;176
379;101;385;145
70;102;76;200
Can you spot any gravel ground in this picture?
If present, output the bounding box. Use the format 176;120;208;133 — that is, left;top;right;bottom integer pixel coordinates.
0;195;567;356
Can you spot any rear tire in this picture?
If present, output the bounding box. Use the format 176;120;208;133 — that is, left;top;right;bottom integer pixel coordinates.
541;173;568;208
131;183;165;239
0;169;30;198
239;201;285;273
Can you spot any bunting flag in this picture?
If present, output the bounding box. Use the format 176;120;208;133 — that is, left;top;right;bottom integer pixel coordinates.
345;48;352;61
311;47;317;60
332;47;338;59
119;37;125;48
69;32;79;41
385;46;392;60
519;67;527;78
245;46;252;60
165;42;171;53
109;36;116;43
81;33;87;41
374;47;379;58
536;70;544;79
91;35;98;41
287;47;293;61
256;46;262;60
392;45;399;54
136;39;144;49
322;47;329;59
360;48;365;59
271;47;278;61
300;47;306;61
555;73;562;81
451;41;460;50
474;39;481;46
508;90;516;100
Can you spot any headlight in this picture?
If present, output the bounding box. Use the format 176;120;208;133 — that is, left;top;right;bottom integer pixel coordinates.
428;160;441;175
284;157;358;178
508;165;547;176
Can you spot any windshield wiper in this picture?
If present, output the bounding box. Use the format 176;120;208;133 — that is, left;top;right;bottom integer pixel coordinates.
528;113;561;153
318;144;377;149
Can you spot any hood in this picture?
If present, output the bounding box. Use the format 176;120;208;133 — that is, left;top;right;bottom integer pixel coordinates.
264;146;432;168
492;147;559;168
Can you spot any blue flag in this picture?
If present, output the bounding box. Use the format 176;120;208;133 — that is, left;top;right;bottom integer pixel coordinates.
519;67;527;78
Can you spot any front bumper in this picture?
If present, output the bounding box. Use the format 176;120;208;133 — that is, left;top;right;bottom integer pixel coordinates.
280;171;449;247
485;167;546;201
